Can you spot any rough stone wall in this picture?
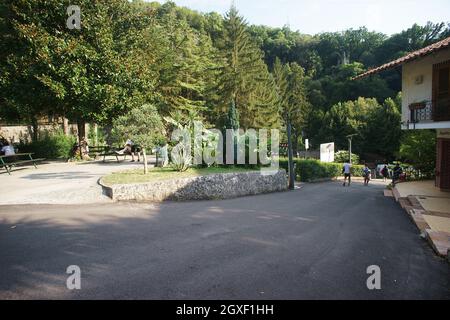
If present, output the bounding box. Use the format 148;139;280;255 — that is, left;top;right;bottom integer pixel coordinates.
101;170;288;202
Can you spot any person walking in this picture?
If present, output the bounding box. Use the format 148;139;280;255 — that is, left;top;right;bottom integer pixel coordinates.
392;163;403;186
342;162;352;187
381;165;389;182
363;164;371;186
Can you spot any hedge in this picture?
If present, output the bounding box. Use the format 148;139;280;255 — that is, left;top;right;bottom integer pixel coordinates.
279;159;364;182
18;131;76;160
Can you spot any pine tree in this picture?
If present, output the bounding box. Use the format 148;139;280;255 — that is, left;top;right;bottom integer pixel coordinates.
154;5;218;119
273;60;311;154
225;99;240;130
217;5;278;129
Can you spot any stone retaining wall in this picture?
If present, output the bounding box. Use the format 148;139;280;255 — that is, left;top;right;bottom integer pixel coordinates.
100;170;288;202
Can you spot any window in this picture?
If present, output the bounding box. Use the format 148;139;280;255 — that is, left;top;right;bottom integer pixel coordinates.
433;60;450;121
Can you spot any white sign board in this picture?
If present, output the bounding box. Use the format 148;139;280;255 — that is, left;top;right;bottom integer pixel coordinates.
305;139;309;150
320;143;335;163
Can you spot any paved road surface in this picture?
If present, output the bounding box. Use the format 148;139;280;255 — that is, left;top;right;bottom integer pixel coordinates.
0;160;147;205
0;181;448;299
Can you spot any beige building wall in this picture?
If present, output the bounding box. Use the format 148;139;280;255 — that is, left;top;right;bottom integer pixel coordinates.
0;124;80;143
401;47;450;130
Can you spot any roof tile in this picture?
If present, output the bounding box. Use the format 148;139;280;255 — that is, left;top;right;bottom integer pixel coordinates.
353;36;450;80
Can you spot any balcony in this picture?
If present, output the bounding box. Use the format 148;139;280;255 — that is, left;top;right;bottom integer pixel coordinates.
409;98;450;124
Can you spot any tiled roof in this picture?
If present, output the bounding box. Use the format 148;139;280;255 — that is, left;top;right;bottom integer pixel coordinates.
353;36;450;80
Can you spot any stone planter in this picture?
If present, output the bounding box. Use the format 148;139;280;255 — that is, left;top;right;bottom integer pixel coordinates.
100;170;288;202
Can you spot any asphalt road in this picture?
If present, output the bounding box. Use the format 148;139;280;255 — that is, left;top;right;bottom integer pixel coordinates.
0;181;449;299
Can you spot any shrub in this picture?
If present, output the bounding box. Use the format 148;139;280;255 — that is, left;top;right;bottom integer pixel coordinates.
279;158;364;182
18;130;76;159
334;150;360;164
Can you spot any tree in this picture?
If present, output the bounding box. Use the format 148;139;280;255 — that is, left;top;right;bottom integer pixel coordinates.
334;151;360;164
113;104;165;174
362;94;402;160
273;59;310;153
217;5;277;129
319;96;402;160
0;0;159;143
152;4;219;118
398;130;436;177
286;63;311;156
225;99;240;130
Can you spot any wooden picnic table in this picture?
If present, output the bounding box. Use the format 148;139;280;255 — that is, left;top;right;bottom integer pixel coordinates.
0;153;45;175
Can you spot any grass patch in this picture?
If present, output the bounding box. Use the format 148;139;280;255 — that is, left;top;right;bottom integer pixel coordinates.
102;166;259;185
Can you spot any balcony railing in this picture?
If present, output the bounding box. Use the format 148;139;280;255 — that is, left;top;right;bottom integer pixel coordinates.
409;98;450;124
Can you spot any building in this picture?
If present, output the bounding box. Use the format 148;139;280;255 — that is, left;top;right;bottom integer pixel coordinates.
354;36;450;190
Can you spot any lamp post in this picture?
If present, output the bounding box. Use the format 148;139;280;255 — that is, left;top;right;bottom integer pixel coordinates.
346;134;357;185
287;119;295;190
347;134;357;164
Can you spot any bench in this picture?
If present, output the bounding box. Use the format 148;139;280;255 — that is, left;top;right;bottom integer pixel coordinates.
0;153;45;175
88;146;129;163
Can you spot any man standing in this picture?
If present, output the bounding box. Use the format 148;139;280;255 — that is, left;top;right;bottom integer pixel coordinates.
343;162;352;187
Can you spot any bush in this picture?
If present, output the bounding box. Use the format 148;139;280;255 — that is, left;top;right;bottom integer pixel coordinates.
279;158;364;182
398;130;436;177
334;150;360;164
18;131;76;159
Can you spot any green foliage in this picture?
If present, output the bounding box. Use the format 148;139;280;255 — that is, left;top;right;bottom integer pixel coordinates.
152;3;219;118
216;5;279;129
1;0;158;133
112;104;165;150
163;113;195;172
316;95;402;160
1;0;447;165
273;59;311;154
334;151;360;164
225;100;240;130
18;131;76;159
398;130;436;176
279;159;365;182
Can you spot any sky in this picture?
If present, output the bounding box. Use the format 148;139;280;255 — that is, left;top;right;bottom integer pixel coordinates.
154;0;450;35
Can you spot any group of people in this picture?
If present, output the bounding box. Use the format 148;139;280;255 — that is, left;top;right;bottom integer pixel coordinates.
342;162;373;187
70;137;141;162
342;163;394;187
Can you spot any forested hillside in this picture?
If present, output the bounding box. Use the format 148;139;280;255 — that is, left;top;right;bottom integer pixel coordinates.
1;0;449;160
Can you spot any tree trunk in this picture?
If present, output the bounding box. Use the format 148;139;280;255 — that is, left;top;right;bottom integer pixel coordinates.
143;149;148;174
77;120;86;158
77;120;86;142
31;116;39;142
292;131;299;158
63;117;69;136
93;123;98;146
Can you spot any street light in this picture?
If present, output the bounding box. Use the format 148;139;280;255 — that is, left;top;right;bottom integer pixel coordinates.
346;134;357;165
287;120;295;190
